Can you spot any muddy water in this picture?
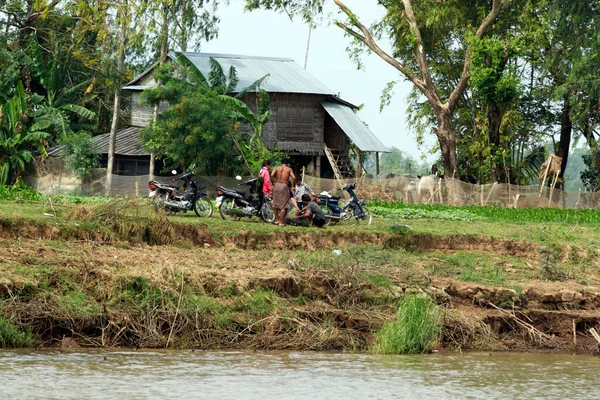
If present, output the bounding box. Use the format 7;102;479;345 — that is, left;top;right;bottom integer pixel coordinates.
1;350;598;399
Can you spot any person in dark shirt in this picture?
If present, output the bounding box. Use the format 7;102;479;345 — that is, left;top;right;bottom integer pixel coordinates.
287;194;326;227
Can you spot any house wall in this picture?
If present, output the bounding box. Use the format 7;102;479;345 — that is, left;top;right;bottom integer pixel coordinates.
130;88;337;158
130;92;170;127
244;92;327;156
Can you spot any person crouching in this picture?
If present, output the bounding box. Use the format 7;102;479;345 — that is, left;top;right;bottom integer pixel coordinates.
287;194;327;228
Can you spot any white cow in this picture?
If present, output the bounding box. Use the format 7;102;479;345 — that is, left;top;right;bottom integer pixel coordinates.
417;174;441;204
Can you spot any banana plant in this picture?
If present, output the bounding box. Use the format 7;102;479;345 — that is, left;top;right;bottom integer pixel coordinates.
23;39;96;144
220;89;273;164
0;82;50;185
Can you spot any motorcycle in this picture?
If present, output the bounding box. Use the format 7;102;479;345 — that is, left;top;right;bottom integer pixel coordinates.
215;176;275;223
315;183;372;225
148;171;213;217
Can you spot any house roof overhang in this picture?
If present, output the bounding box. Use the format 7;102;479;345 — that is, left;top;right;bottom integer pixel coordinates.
47;127;148;157
321;101;389;153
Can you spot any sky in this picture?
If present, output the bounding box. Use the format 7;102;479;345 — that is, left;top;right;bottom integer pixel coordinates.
200;0;436;162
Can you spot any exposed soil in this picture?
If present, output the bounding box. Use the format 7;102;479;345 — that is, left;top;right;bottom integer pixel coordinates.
1;218;600;354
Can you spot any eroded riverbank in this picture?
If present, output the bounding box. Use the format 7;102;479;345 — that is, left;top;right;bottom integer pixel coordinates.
2;212;600;354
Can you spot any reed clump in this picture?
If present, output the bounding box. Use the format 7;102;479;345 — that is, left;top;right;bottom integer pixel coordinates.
372;294;442;354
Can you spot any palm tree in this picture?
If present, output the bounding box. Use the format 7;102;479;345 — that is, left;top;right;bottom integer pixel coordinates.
0;82;50;184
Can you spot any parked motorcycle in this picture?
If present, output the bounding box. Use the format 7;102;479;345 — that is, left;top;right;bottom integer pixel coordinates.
315;183;372;225
148;172;213;217
215;176;275;222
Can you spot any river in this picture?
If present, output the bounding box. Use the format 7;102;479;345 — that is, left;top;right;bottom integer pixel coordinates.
1;350;598;399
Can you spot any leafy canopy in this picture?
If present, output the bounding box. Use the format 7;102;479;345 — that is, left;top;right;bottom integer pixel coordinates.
140;64;240;175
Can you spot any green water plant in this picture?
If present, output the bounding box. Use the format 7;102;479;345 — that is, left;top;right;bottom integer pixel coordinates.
372;294;442;354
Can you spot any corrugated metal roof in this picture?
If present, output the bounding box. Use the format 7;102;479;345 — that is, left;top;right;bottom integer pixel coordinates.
125;52;335;95
321;102;389;153
47;127;148;157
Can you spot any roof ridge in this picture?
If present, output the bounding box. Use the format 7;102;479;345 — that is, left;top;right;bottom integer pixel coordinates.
175;51;294;62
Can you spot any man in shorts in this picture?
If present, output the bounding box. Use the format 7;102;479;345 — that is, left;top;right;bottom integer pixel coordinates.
287;194;327;228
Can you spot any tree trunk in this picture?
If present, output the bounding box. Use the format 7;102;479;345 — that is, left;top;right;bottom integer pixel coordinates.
105;1;129;196
160;3;169;62
487;101;503;182
556;96;572;191
436;109;457;178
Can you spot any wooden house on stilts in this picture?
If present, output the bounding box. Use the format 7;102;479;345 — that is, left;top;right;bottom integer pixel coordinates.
123;52;389;180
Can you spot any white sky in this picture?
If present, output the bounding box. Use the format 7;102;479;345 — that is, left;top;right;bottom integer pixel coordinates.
201;0;436;162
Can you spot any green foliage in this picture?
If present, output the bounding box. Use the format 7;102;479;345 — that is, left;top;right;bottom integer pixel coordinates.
62;131;100;180
580;153;600;191
234;289;276;316
0;316;35;348
0;182;42;201
24;38;96;144
372;294;442;354
371;203;480;222
0;81;50;185
370;200;600;224
469;34;521;106
175;53;274;175
140;65;241;175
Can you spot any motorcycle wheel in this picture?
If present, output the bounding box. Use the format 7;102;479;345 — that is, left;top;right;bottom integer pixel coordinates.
153;193;170;216
219;198;238;220
261;201;275;224
356;206;373;225
194;196;213;218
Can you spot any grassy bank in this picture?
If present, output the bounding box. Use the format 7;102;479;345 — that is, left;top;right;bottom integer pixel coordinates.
1;194;600;353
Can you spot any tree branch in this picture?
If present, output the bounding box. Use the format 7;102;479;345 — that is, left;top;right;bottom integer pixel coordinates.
401;0;440;105
448;0;512;110
332;0;429;97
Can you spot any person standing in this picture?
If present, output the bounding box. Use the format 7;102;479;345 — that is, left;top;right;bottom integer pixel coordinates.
258;160;272;198
270;157;296;225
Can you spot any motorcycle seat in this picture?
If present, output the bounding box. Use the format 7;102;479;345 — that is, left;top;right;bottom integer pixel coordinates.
155;181;179;189
318;194;340;201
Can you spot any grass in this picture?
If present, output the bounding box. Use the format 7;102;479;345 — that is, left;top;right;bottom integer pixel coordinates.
372;294;442;354
233;289;276;317
2;191;600;350
0;315;35;348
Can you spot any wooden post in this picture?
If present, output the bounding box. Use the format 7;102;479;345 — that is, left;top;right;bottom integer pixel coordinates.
375;152;380;178
149;153;155;181
315;155;321;178
549;171;559;207
572;319;577;353
539;159;551;197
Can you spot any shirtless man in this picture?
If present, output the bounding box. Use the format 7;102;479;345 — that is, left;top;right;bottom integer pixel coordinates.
270;157;296;225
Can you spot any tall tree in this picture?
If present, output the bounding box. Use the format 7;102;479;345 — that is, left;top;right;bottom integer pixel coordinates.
105;0;131;194
246;0;512;177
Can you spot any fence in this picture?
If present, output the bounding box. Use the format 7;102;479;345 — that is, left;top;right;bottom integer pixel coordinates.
26;170;600;209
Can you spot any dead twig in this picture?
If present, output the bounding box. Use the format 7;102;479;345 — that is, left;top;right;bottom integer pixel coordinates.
486;301;555;346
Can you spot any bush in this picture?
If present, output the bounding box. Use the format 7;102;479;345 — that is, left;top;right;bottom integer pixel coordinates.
372;294;442;354
0;316;35;348
0;182;42;201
